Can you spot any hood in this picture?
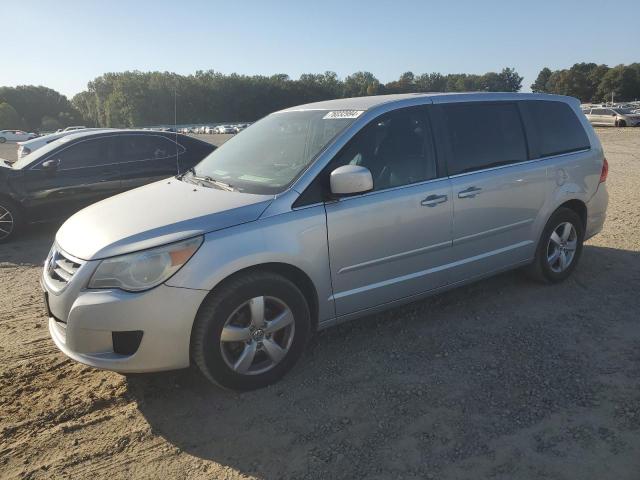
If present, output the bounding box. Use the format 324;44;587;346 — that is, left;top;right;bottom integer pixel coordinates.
56;178;273;260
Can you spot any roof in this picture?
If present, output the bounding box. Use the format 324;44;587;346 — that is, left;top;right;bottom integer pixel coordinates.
278;92;579;112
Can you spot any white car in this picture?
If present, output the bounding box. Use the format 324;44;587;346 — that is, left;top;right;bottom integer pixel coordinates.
0;130;37;143
16;128;111;159
219;125;236;134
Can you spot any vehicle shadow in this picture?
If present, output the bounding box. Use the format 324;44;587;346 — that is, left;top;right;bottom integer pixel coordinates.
128;244;640;478
0;223;59;266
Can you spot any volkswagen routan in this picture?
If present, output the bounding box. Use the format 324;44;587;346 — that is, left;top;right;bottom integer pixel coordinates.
42;93;608;390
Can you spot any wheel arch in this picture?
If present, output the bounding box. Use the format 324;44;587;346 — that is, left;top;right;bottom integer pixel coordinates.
195;262;320;332
557;198;587;229
0;193;24;215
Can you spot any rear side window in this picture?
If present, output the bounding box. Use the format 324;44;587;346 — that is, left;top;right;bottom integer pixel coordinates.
524;101;590;157
120;135;183;162
442;102;528;175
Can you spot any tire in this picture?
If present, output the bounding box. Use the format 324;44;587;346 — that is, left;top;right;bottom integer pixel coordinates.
0;137;6;144
525;207;584;284
618;120;627;127
192;271;311;391
0;198;22;243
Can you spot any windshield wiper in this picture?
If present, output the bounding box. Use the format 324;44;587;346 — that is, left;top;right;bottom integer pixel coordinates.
179;167;236;191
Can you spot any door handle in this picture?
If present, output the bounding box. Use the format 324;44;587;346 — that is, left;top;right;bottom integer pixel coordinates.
458;186;482;199
421;194;448;207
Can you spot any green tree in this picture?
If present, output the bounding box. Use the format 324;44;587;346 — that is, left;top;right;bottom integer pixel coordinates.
0;102;23;129
596;65;640;102
531;67;552;93
0;85;81;130
343;71;380;97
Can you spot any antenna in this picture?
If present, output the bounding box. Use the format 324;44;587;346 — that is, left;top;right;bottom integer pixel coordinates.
174;87;180;174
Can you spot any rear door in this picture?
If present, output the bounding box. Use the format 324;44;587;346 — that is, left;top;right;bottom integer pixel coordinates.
435;101;546;282
324;105;454;316
117;134;185;191
20;136;121;222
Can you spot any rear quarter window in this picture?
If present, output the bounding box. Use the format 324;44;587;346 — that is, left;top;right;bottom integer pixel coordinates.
523;101;590;158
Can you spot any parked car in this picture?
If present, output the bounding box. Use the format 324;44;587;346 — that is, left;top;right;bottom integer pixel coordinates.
584;107;640;127
41;93;608;391
217;125;236;134
17;128;113;159
0;129;215;242
0;130;37;143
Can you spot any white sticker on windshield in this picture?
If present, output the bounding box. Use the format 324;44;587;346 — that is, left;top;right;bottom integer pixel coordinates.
323;110;364;120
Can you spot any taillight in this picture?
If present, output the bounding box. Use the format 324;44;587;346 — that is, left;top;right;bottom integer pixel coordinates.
599;157;608;183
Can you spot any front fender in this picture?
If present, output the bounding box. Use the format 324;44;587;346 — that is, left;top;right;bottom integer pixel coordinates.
166;205;335;324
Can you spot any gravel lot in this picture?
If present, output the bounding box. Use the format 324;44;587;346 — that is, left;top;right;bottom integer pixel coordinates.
1;128;639;479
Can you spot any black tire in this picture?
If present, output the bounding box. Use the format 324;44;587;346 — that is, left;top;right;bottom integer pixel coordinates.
0;198;22;243
618;120;627;127
0;137;6;144
191;271;311;391
525;207;584;284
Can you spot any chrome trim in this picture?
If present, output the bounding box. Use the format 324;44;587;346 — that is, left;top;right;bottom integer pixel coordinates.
448;148;591;179
28;133;186;171
452;218;534;246
43;245;86;294
333;176;448;204
338;240;451;274
330;240;532;301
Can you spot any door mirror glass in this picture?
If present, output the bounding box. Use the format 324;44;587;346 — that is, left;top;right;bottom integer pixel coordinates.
330;165;373;196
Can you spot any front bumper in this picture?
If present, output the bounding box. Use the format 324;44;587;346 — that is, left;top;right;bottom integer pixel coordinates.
44;274;208;373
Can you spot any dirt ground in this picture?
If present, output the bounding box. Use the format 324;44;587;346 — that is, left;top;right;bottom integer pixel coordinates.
1;128;639;479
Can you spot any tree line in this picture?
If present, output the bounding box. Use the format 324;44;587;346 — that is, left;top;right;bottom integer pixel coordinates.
0;85;83;131
1;68;522;130
72;68;522;128
4;63;639;132
531;63;640;103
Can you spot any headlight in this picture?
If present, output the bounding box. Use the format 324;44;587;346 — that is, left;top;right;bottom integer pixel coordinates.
88;236;203;292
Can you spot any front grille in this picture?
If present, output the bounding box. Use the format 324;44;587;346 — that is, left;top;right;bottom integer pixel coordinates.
45;247;84;291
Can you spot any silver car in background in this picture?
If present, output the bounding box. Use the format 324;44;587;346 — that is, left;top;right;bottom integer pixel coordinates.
585;107;640;127
42;93;608;390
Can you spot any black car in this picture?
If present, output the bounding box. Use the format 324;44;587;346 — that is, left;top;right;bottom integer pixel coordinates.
0;129;215;242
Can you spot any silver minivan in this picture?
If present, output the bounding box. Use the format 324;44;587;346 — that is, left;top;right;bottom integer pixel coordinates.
42;93;609;390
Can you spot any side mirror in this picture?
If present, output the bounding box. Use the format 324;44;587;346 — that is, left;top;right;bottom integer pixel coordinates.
42;159;59;172
330;165;373;197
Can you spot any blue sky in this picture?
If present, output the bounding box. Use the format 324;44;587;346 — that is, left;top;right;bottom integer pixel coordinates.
2;0;638;98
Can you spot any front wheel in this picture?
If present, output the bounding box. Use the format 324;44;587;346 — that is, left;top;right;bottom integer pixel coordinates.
0;137;6;144
191;271;311;390
0;199;22;243
525;208;584;283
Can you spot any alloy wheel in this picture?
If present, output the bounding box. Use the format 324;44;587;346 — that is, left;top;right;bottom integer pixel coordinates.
546;222;577;273
0;205;14;240
219;296;295;375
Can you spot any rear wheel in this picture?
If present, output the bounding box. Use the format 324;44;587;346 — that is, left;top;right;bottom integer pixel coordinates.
0;199;22;243
0;137;6;144
192;271;311;390
525;208;584;283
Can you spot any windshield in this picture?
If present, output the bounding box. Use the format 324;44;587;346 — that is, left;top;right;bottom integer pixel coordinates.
613;108;633;114
191;110;361;194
